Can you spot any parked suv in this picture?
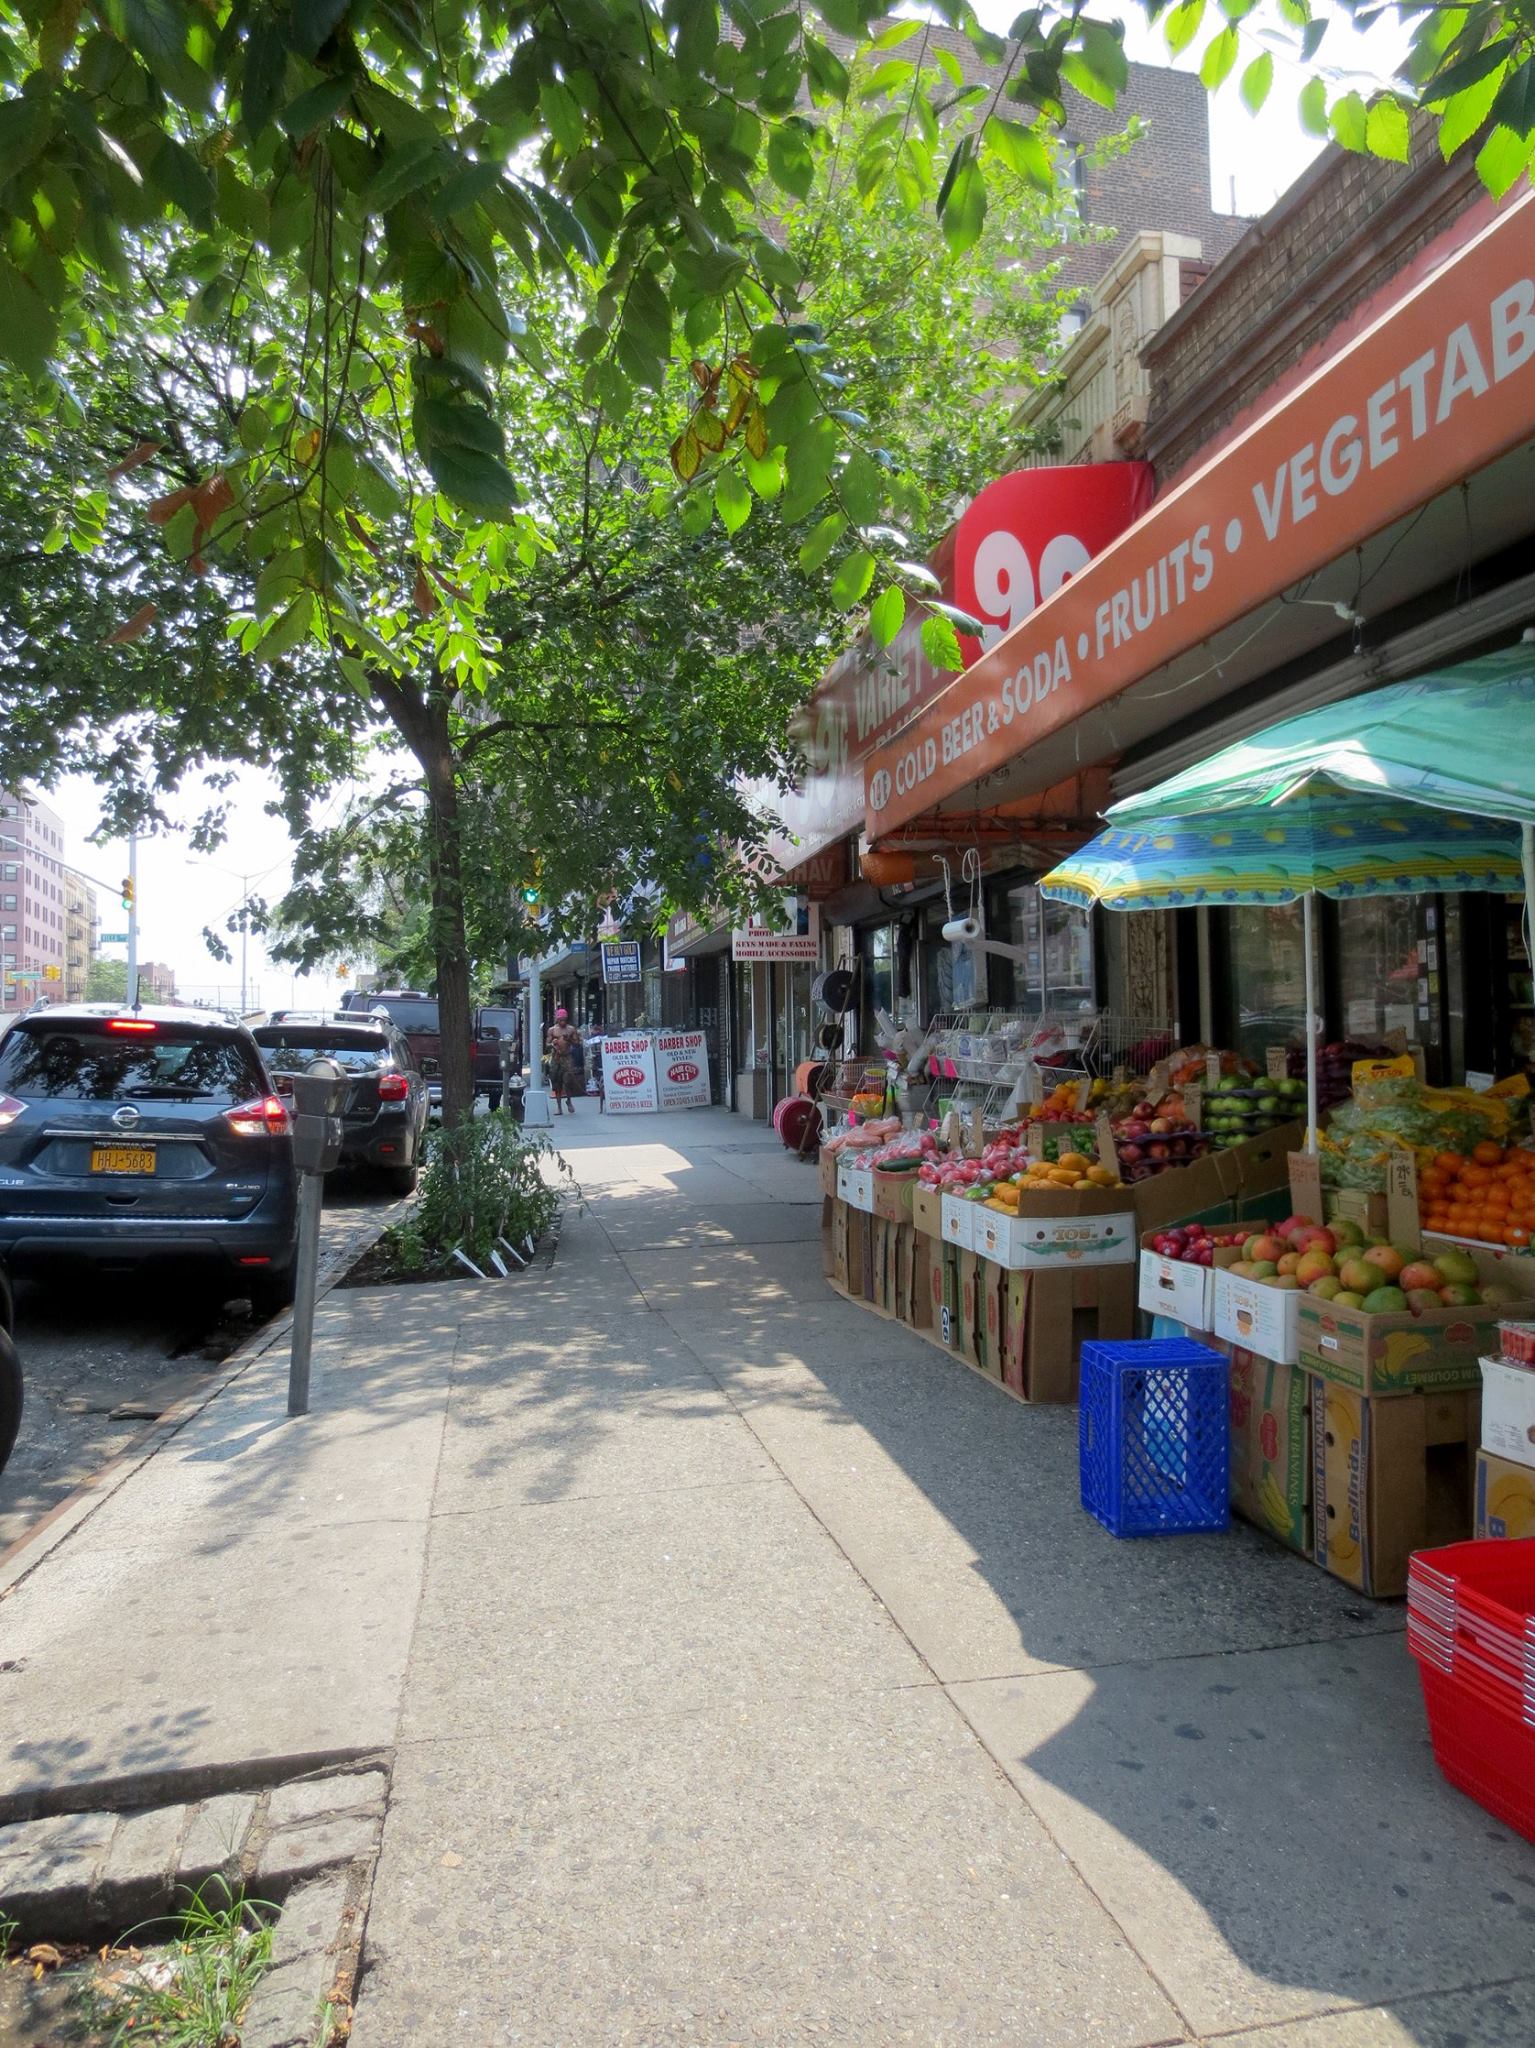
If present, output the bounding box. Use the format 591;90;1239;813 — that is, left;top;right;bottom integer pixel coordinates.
339;990;446;1111
0;1005;299;1314
253;1017;428;1193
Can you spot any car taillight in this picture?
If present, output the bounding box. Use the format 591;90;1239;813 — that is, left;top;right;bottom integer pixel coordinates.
377;1073;409;1101
0;1093;24;1128
226;1094;291;1137
106;1017;156;1033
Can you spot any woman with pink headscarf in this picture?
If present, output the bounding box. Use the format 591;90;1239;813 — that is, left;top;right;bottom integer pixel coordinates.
544;1007;584;1114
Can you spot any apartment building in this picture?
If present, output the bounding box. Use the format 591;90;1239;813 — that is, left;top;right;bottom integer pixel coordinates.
63;868;99;1003
0;790;68;1009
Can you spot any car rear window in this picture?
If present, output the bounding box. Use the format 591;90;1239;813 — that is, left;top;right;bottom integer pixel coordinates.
478;1009;518;1036
367;1000;438;1032
0;1024;265;1101
257;1035;386;1075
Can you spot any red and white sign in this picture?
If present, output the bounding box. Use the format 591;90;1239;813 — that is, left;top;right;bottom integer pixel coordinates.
600;1035;659;1114
774;465;1150;861
950;466;1154;667
656;1031;710;1109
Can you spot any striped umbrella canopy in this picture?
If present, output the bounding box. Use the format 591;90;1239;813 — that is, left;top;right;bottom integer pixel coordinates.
1039;781;1524;912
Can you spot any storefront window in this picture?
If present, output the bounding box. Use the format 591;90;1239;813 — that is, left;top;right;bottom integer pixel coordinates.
983;881;1094;1013
860;924;893;1040
1334;895;1429;1045
1224;904;1307;1062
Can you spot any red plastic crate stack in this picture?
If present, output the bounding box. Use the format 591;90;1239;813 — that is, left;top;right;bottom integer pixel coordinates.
1407;1538;1535;1844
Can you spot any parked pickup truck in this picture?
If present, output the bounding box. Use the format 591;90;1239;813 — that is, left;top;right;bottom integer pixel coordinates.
340;990;522;1110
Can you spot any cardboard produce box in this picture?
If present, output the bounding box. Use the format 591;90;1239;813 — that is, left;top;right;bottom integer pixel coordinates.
872;1166;920;1225
820;1195;837;1282
975;1258;1006;1381
954;1248;983;1365
819;1146;839;1198
975;1191;1136;1273
1139;1248;1214;1330
941;1193;976;1251
998;1263;1136;1404
1229;1346;1311;1556
1475;1448;1535;1538
1297;1297;1494;1396
928;1239;956;1339
1214;1268;1302;1367
1311;1378;1479;1597
906;1227;934;1332
1479;1356;1535;1469
831;1201;862;1294
912;1182;942;1238
838;1158;875;1214
1133;1124;1302;1235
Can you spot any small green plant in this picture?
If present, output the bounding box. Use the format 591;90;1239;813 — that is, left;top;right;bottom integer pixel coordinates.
80;1878;274;2047
0;1903;18;1958
390;1111;574;1275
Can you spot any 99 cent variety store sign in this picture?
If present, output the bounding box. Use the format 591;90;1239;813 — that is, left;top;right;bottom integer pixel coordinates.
862;190;1535;837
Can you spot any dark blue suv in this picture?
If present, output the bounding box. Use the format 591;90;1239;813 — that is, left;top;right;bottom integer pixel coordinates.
0;1005;299;1314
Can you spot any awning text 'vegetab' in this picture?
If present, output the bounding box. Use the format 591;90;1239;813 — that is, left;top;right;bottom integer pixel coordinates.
861;190;1535;842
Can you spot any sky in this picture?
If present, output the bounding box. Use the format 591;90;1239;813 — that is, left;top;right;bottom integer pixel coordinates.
38;4;1405;1007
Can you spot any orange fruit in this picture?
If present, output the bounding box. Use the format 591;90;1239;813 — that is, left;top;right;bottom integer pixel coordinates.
1436;1152;1467;1175
1461;1164;1493;1188
1504;1225;1531;1248
1474;1141;1505;1167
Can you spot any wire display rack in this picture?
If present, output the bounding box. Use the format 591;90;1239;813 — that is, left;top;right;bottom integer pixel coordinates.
920;1009;1104;1126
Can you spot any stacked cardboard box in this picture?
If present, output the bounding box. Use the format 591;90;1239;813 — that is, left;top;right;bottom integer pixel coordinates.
1474;1341;1535;1538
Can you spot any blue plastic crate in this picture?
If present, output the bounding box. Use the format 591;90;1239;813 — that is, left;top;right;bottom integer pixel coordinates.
1079;1338;1230;1538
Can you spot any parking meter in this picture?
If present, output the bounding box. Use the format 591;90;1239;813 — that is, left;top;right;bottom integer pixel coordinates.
291;1060;348;1174
287;1057;348;1416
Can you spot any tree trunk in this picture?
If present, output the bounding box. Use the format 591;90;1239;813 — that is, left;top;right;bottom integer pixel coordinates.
420;709;476;1128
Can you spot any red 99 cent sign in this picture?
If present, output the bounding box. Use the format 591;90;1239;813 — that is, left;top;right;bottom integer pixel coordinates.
950;464;1153;670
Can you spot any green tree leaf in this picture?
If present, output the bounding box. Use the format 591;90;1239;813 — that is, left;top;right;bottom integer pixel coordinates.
1239;51;1274;116
1298;75;1329;139
985;116;1053;193
767;119;816;199
1475;121;1535;198
920;612;964;671
798;511;846;575
829;546;876;609
937;139;986;255
869;583;905;647
1163;0;1206;57
1365;94;1411;162
1199;26;1239;91
1330;89;1369;153
714;465;751;534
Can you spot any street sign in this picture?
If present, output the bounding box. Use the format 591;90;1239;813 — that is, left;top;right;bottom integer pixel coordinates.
100;931;128;943
601;940;642;984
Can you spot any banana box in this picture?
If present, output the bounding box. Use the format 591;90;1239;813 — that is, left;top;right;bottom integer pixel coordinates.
1213;1268;1301;1366
912;1183;943;1238
1229;1347;1311;1556
1297;1299;1494;1396
1475;1449;1535;1538
1310;1378;1479;1597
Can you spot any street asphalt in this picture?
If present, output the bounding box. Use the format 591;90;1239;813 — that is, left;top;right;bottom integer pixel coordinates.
1;1107;1532;2045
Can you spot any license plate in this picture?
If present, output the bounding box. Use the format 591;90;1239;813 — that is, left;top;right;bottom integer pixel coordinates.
90;1145;157;1175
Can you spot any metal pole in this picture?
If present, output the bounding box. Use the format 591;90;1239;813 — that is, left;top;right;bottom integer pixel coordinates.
287;1171;324;1416
126;833;139;1009
1302;890;1319;1156
522;948;552;1125
239;875;249;1016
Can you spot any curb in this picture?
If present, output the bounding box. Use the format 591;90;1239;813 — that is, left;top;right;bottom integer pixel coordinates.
0;1200;406;1601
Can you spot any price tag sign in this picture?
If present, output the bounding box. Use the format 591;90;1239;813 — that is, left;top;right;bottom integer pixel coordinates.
1075;1075;1093;1113
1183;1082;1202;1129
1265;1046;1289;1081
1145;1060;1170;1101
1094;1114;1120;1179
1386;1147;1421;1250
1352;1053;1416;1088
967;1105;984;1160
1025;1063;1043;1108
1205;1051;1224;1088
1026;1121;1045;1162
1288;1148;1323;1223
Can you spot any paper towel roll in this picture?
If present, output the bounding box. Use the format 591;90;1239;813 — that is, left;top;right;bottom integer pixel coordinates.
941;916;981;943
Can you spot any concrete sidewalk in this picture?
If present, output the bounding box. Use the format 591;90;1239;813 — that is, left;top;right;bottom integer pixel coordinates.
4;1108;1533;2045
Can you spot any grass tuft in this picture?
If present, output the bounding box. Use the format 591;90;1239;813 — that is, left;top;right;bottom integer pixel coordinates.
80;1877;274;2047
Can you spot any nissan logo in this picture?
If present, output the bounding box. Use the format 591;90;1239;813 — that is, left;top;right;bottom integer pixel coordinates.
112;1104;141;1130
868;768;891;812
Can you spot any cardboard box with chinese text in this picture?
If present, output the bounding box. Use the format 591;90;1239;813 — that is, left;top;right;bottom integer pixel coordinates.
1229;1347;1311;1557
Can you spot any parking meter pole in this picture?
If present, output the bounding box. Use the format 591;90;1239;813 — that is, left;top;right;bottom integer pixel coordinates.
522;950;552;1127
287;1171;323;1417
286;1058;348;1419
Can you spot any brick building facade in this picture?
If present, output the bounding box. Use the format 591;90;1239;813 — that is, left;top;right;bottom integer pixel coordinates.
0;790;70;1009
1142;121;1483;483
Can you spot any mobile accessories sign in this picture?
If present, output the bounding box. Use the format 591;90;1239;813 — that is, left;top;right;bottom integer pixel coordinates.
600;940;642;983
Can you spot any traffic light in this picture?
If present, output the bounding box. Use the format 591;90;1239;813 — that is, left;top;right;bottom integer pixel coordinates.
519;853;543;908
337;962;350;979
121;875;134;910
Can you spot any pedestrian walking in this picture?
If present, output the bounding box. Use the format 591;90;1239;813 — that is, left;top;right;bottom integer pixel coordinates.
545;1008;584;1115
